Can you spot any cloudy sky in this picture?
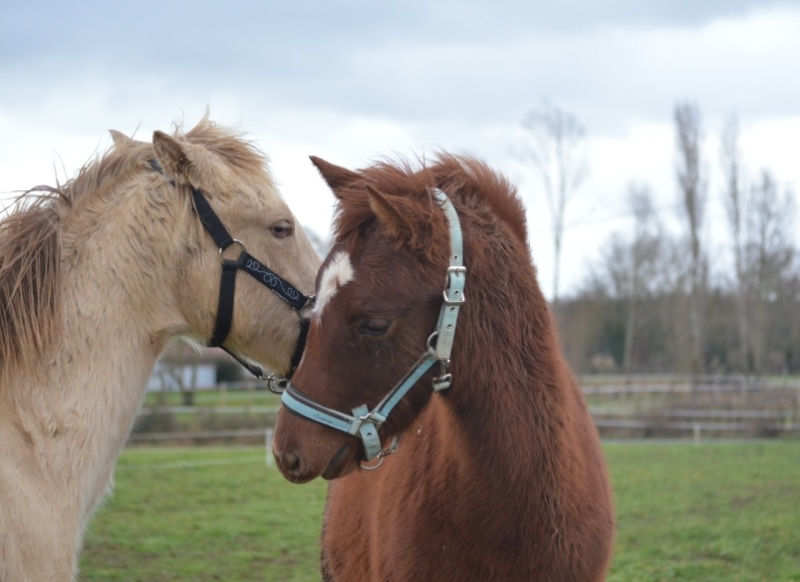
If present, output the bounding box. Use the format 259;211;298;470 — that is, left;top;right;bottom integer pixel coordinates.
2;0;799;298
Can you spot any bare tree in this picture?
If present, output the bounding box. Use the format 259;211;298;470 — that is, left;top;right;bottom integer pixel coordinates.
744;171;796;374
622;184;664;373
588;184;665;373
721;114;797;375
721;115;749;371
522;102;589;303
674;102;708;374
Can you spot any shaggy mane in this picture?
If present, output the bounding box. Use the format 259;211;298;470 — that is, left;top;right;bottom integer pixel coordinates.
333;154;528;264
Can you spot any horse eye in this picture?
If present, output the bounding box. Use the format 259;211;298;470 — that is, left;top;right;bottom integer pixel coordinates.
270;220;294;238
359;318;392;336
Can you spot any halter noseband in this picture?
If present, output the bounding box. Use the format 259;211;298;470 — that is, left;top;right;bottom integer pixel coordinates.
149;159;314;384
280;189;466;462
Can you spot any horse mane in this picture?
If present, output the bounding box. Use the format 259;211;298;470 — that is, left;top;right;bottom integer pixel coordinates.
333;153;528;264
0;117;266;381
0;195;62;381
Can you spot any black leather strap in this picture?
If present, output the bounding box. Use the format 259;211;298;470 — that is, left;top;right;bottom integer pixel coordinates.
209;260;238;347
148;158;314;378
190;187;234;251
290;317;310;372
239;251;309;311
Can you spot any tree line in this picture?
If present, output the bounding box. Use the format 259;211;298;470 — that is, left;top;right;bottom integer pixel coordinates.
522;102;799;376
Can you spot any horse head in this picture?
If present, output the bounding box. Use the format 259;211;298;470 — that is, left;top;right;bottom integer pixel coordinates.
274;156;457;482
145;123;320;377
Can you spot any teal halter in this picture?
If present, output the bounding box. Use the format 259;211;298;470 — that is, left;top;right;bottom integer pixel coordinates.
280;189;466;461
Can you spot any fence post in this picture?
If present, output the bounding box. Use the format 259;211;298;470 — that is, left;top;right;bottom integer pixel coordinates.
265;428;274;467
693;422;701;445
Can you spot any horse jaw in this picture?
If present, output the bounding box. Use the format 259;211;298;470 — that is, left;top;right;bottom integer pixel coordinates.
321;442;356;480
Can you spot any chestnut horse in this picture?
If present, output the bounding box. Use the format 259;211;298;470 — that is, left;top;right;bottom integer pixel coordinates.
273;154;615;580
0;118;319;581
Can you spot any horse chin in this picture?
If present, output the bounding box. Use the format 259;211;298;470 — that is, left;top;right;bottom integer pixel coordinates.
321;442;357;480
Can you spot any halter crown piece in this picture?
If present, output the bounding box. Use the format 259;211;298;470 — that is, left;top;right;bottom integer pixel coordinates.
280;189;466;462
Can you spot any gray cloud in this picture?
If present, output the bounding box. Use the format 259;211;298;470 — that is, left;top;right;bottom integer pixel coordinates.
3;0;795;133
2;0;799;295
2;0;789;68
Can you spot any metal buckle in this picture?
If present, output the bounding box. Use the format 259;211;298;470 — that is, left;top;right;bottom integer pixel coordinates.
433;373;452;392
443;266;466;305
443;289;466;306
358;411;377;424
433;359;452;392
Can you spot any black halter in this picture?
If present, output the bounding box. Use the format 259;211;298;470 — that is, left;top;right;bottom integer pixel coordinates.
148;159;314;381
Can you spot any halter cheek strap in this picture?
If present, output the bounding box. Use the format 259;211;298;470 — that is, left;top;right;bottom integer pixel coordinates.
148;158;314;380
189;187;314;377
280;189;465;461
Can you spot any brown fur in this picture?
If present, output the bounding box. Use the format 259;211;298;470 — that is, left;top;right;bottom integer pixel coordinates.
0;118;320;581
274;154;615;580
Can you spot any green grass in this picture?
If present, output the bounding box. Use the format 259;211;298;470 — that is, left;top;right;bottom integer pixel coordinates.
80;448;326;581
605;441;800;581
80;442;800;581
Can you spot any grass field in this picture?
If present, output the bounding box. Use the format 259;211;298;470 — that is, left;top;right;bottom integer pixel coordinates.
79;441;800;581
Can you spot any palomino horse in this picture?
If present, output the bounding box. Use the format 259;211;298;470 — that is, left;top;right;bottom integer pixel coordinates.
273;154;615;580
0;118;319;581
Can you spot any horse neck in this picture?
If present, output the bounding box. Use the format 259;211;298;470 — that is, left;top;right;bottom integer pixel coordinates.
28;186;187;492
438;233;575;486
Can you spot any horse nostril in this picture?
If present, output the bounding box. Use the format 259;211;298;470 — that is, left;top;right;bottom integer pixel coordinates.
278;450;302;474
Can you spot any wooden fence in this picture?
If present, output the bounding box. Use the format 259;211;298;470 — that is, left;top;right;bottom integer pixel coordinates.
129;375;800;443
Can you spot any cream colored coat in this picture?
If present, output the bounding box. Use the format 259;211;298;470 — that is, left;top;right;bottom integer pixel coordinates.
0;119;320;581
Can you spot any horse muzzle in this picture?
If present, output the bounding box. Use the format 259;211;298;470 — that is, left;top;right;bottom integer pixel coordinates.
273;408;360;483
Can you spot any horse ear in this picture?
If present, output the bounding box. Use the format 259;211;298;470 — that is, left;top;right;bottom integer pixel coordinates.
109;130;134;149
152;130;207;186
366;185;417;243
310;156;360;197
153;131;189;184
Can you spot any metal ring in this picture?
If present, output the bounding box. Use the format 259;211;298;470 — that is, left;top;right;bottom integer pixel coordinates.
425;331;439;356
266;375;288;394
360;455;385;471
299;295;316;320
359;438;399;471
218;239;247;265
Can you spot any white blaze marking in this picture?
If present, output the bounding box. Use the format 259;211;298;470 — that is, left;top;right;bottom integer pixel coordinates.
313;251;354;320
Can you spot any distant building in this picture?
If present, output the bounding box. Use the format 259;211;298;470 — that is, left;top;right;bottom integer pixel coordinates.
147;341;236;392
